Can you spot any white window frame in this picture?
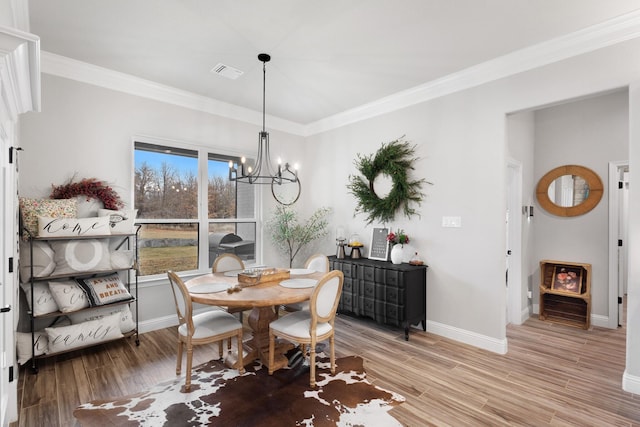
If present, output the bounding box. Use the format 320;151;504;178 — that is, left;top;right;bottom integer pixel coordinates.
132;135;260;281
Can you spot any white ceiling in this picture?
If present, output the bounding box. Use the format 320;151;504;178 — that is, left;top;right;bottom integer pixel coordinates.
28;0;640;126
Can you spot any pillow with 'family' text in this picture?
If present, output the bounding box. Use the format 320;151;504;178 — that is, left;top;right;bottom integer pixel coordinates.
16;331;48;365
68;304;135;333
45;312;123;354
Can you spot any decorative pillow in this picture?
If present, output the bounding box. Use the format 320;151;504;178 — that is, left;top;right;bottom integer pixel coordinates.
38;216;111;238
48;280;90;313
45;312;123;354
16;331;48;365
19;198;77;240
50;239;111;275
68;305;135;333
20;282;59;316
75;273;133;306
98;209;138;234
19;241;56;281
110;250;134;269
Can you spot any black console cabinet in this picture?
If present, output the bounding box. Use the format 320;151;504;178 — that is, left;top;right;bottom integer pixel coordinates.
329;256;427;340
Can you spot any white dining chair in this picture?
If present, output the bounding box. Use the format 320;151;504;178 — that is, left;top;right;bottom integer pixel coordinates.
167;270;244;391
268;270;344;387
283;253;330;312
212;253;245;274
212;253;250;321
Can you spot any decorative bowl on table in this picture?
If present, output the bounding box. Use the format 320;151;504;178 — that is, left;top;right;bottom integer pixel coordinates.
238;267;290;285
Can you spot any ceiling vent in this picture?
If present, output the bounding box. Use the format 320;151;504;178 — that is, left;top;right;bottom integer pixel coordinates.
211;63;243;80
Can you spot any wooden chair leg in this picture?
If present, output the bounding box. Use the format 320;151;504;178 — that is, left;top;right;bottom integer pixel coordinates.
268;330;275;375
310;338;316;387
185;345;193;391
176;340;183;375
330;335;336;374
218;340;223;359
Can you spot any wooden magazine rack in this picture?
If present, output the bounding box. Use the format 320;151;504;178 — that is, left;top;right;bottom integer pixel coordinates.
539;260;591;329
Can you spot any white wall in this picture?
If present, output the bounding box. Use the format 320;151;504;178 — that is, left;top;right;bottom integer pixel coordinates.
532;91;629;321
625;81;640;393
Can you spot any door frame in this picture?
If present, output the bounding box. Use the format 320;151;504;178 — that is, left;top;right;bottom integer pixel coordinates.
608;160;629;328
507;159;524;325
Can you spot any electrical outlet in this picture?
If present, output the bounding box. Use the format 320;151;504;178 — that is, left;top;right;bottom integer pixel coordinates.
442;216;462;228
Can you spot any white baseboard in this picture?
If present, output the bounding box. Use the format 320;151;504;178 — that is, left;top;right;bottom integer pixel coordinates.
590;313;611;329
426;320;508;355
623;370;640;394
137;307;220;334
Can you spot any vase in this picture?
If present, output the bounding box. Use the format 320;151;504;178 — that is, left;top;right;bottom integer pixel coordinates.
390;244;403;264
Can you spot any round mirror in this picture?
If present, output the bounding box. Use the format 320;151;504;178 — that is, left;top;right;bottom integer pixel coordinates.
536;165;603;217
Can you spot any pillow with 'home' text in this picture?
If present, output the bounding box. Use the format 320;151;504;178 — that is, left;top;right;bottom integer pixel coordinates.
19;197;77;240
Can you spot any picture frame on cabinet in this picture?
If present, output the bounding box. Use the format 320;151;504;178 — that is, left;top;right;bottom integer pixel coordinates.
551;265;582;294
368;227;389;261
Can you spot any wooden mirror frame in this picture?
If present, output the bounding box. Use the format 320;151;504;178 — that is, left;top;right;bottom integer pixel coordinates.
536;165;603;217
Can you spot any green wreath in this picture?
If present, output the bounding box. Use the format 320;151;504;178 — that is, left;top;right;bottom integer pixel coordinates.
347;137;429;225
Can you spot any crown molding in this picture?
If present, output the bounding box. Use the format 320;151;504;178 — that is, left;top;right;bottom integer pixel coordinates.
305;9;640;136
41;51;306;136
0;25;40;128
41;10;640;137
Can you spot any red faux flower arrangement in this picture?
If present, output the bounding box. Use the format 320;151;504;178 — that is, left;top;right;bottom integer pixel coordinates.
50;177;124;210
387;229;409;246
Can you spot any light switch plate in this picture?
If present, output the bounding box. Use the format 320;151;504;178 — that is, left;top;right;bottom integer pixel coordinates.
442;216;462;228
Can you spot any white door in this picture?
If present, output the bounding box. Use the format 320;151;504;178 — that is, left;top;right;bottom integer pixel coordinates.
0;134;11;425
1;129;19;426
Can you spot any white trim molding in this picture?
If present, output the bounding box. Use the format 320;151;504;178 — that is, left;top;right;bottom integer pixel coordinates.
41;51;306;137
622;370;640;394
427;320;508;355
39;10;640;137
307;10;640;135
0;25;40;129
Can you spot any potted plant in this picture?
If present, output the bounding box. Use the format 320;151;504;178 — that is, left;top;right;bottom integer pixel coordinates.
266;205;331;267
387;229;409;264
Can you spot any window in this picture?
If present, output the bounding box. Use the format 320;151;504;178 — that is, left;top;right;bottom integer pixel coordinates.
134;140;256;277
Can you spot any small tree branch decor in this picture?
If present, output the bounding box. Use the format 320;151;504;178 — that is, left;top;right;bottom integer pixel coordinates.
347;137;430;225
50;177;124;210
266;205;331;267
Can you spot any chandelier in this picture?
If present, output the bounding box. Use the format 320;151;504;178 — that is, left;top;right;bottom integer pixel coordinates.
228;53;299;185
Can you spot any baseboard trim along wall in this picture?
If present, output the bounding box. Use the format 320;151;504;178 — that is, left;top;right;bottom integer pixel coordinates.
427;320;508;355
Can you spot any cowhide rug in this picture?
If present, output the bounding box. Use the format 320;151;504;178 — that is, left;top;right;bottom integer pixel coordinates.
73;354;405;426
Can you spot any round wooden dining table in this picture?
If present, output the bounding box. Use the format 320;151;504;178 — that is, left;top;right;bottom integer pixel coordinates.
185;270;324;371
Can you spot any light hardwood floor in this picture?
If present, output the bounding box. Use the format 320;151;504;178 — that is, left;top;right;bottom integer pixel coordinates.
12;313;640;427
